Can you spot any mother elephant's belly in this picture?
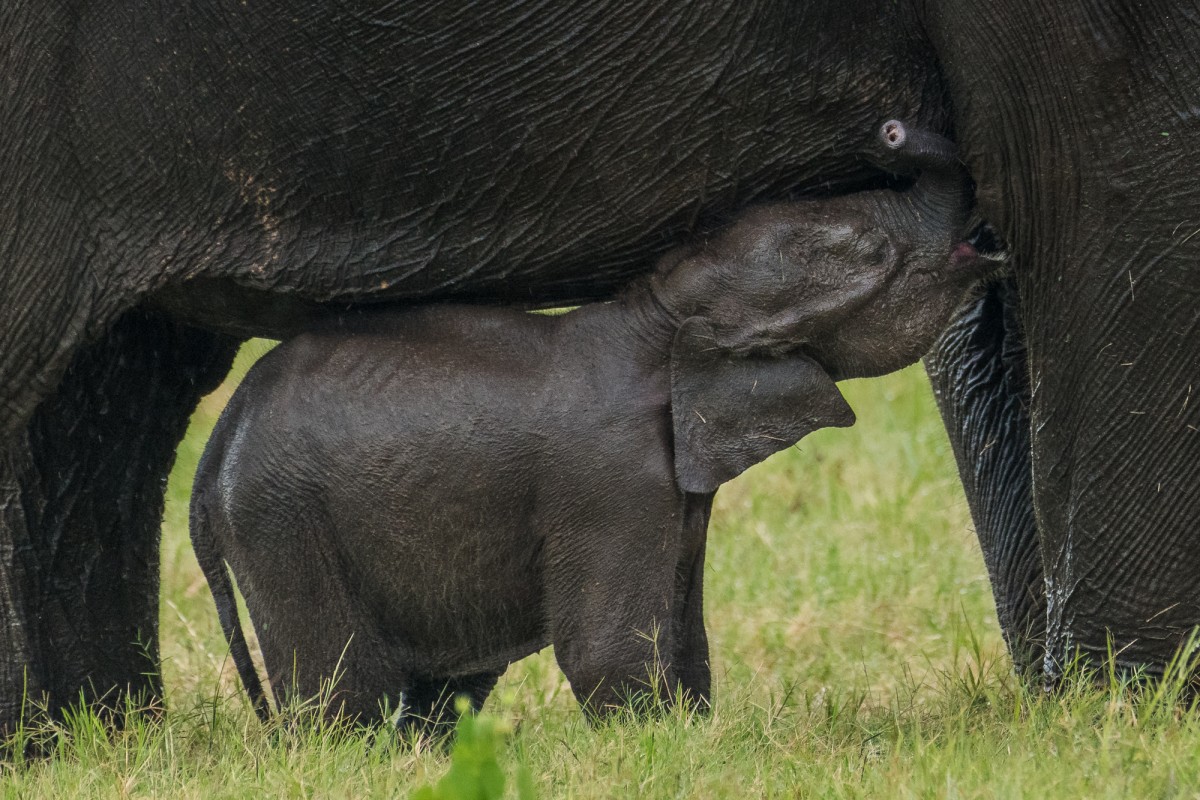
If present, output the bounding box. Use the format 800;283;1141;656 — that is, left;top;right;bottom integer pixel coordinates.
77;1;938;335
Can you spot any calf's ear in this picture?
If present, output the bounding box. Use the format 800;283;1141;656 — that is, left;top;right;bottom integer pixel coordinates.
670;317;856;494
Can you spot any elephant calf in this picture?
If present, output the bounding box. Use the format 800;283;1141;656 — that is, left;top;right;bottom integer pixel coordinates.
191;121;994;731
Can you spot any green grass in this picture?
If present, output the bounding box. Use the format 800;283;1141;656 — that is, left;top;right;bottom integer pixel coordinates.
6;344;1200;798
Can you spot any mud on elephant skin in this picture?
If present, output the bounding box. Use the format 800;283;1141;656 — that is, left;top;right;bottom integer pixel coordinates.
189;122;993;730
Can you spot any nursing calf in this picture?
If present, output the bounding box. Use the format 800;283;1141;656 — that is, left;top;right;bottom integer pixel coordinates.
190;122;993;731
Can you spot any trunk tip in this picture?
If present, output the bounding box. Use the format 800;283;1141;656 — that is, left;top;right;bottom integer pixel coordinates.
880;120;908;150
875;119;959;174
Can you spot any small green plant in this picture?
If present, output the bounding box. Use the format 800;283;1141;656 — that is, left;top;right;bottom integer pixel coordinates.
411;701;535;800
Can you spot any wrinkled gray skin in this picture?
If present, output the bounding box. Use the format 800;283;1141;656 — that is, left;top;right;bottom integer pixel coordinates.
191;123;991;729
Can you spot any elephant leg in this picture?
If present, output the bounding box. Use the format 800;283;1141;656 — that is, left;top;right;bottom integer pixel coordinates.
241;546;400;727
401;672;502;738
546;488;683;720
922;0;1200;687
924;278;1045;676
672;494;713;711
1023;266;1200;683
0;309;237;733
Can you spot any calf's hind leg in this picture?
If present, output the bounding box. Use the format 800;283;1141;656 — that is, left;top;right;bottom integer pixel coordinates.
400;671;502;737
224;510;404;726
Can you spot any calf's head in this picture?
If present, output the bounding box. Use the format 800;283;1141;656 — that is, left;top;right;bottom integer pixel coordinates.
663;120;997;493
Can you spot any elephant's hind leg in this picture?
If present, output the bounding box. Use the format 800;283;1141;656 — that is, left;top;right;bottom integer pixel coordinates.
230;511;404;728
400;671;502;739
0;310;237;735
250;605;404;728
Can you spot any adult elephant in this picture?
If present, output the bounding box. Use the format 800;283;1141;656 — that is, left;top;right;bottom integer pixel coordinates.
0;1;1195;730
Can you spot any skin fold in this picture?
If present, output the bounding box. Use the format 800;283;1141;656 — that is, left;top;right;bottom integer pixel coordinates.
190;123;991;728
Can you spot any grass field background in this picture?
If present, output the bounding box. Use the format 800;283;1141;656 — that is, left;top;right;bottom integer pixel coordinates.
6;341;1200;798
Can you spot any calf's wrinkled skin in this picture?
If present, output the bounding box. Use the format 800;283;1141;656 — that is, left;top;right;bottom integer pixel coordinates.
191;124;992;728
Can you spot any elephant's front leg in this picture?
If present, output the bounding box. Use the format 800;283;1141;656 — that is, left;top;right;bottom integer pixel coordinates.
671;493;713;711
0;310;237;733
544;481;686;719
924;278;1045;676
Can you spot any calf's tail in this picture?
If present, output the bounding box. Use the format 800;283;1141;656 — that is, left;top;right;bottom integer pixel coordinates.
189;461;272;723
